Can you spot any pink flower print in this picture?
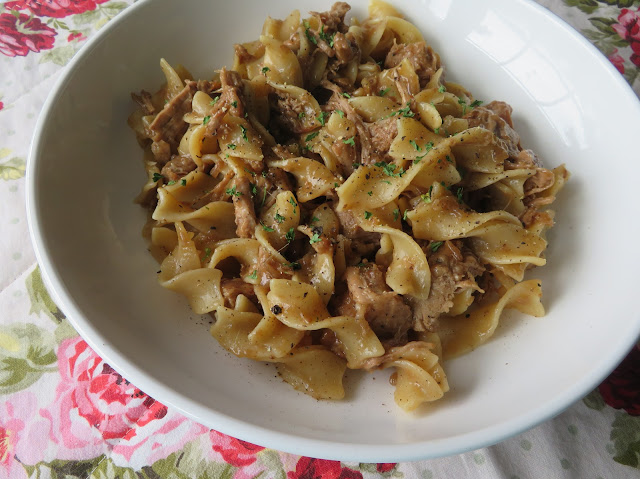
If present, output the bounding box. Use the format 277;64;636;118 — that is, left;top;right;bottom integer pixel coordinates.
5;1;109;19
0;12;56;57
608;48;625;74
41;337;169;460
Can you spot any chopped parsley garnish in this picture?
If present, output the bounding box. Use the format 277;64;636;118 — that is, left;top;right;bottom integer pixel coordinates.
285;227;295;243
303;21;318;45
367;190;373;196
288;196;298;214
409;139;421;151
274;212;286;224
399;104;415;117
285;261;301;270
202;115;211;125
243;167;256;176
413;142;435;164
403;209;409;221
458;97;471;114
249;182;258;195
225;186;242;197
201;247;212;262
438;85;446;93
209;97;219;105
343;137;356;146
364;211;373;220
374;161;405;178
231;100;238;108
305;131;319;142
456;187;464;203
393;208;400;221
470;100;483;108
384;102;415;119
298;111;306;118
248;270;258;280
317;111;328;126
319;25;335;47
152;172;164;182
378;87;390;96
341;92;351;98
336;109;345;118
261;222;274;232
446;155;453;163
309;233;322;244
434;127;440;134
180;178;187;186
167;180;177;185
227;143;237;150
310;216;320;223
420;185;433;203
430;241;444;252
240;125;248;141
261;66;270;74
352;162;361;169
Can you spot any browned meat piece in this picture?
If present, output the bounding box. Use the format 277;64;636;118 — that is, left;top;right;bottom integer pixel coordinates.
464;101;521;159
411;240;485;331
131;90;155;115
324;84;378;166
367;117;398;156
333;32;356;64
151;140;171;165
524;169;555;196
332;264;413;345
256;246;291;285
221;278;257;309
192;79;221;95
484;100;514;126
335;208;380;242
312;2;351;33
283;31;300;51
270;90;318;135
331;137;357;173
160;154;197;182
229;175;257;238
234;44;256;64
319;330;346;359
384;41;440;87
148;82;196;159
204;68;245;136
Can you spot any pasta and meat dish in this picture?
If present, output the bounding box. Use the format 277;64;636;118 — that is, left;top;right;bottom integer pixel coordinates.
128;1;569;411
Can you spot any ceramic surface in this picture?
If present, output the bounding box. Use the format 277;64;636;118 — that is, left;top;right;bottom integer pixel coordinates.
27;0;640;461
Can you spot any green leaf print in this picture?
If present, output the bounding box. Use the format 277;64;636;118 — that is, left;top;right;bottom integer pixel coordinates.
596;0;639;7
88;457;137;479
563;0;600;14
39;45;79;67
24;455;106;479
26;267;65;324
0;157;26;180
259;449;287;479
72;9;102;26
589;16;618;34
148;439;237;479
609;412;640;468
0;323;57;394
583;388;606;411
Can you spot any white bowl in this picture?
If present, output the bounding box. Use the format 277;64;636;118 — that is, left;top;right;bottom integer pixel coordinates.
27;0;640;462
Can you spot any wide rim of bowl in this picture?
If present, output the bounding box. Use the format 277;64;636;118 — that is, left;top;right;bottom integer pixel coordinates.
27;0;640;462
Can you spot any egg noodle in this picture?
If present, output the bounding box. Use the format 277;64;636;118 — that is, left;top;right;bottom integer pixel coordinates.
129;1;569;412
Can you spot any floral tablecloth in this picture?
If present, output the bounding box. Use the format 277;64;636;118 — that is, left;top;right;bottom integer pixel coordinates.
1;1;639;478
